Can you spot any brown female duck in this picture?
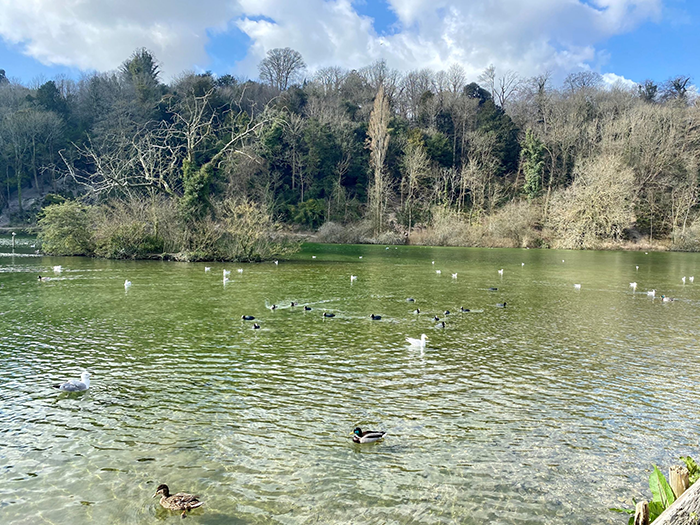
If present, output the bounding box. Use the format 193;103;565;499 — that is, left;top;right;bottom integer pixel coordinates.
153;484;204;518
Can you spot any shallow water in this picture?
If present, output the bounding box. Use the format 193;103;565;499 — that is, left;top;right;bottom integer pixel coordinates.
1;238;699;524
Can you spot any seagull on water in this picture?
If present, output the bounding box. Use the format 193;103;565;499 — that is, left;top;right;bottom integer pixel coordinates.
647;290;656;298
574;284;581;290
498;269;504;275
682;276;686;284
55;371;91;392
452;273;458;279
630;282;637;291
350;275;357;282
204;267;211;272
124;280;132;290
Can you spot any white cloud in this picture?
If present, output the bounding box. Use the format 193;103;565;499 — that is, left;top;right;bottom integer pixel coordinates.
0;0;664;83
0;0;239;79
602;72;638;90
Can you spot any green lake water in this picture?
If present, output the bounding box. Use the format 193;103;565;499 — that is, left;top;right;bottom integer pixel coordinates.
1;236;699;524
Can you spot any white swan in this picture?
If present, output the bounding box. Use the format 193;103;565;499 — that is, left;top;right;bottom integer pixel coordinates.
56;371;90;392
406;334;428;349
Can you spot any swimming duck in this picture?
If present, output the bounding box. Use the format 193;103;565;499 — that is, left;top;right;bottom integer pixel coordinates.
304;306;312;311
370;314;382;320
241;315;255;321
153;484;204;518
55;371;90;392
270;304;277;310
406;298;415;302
413;308;420;314
488;287;498;291
460;307;470;312
661;295;675;302
444;310;450;315
496;302;507;308
433;315;440;321
323;312;335;318
352;427;386;444
37;275;50;282
253;323;261;329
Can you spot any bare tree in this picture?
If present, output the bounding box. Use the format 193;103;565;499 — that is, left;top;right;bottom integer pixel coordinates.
447;64;466;94
258;48;306;91
401;140;429;233
367;85;391;234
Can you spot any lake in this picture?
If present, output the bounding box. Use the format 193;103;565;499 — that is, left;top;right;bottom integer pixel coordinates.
1;236;699;524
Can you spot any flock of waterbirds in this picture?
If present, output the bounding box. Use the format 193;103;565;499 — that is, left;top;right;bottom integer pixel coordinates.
39;253;691;518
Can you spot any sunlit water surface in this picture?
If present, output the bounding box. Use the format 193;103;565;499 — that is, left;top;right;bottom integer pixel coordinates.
1;237;699;524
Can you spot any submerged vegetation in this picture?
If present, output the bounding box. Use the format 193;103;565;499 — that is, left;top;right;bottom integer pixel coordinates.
1;49;700;257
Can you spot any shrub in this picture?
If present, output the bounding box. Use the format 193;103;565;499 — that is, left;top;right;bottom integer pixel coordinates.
37;201;95;255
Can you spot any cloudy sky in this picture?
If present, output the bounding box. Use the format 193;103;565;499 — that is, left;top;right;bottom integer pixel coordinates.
0;0;696;87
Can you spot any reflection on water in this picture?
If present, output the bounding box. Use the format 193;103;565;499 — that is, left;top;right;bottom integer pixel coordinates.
1;240;700;524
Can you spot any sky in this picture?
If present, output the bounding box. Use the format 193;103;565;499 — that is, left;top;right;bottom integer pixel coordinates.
0;0;697;89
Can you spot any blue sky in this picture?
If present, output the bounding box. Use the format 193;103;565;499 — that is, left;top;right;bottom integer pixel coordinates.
0;0;696;88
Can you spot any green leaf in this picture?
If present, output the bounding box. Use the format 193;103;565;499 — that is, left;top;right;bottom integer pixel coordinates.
680;456;699;485
609;507;634;515
649;501;666;521
649;465;676;508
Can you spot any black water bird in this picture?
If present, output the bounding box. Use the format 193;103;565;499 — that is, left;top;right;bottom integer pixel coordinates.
323;312;335;318
413;308;420;314
270;304;277;310
488;287;498;291
437;321;446;328
253;323;260;329
370;314;382;320
304;306;312;311
291;301;298;307
444;310;450;315
496;302;507;308
406;298;415;302
460;307;470;312
433;315;440;321
241;315;255;321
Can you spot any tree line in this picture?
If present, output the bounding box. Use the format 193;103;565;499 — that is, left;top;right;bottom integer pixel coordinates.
1;47;699;257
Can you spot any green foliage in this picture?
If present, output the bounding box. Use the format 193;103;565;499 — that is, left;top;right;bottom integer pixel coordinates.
37;201;94;256
180;160;214;223
649;465;676;520
680;456;699;485
521;129;545;199
290;199;326;228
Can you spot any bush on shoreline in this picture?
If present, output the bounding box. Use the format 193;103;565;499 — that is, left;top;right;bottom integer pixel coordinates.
37;197;300;261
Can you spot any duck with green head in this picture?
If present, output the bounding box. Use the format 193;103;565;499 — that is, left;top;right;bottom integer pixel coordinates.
352;427;386;443
153;484;204;518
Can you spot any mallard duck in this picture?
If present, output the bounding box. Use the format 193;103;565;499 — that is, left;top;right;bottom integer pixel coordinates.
370;314;381;320
241;315;255;321
323;312;335;318
661;295;675;302
352;427;386;443
37;275;50;282
153;484;204;518
55;371;90;392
